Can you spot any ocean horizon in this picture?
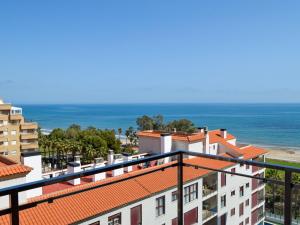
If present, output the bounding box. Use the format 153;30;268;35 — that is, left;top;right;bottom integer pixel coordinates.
19;103;300;150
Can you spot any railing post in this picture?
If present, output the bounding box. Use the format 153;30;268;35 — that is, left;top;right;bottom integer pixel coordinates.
177;152;184;225
284;170;292;225
10;192;19;225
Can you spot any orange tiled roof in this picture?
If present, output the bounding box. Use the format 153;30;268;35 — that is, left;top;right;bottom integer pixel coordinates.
138;129;236;143
236;145;268;160
137;130;205;142
208;130;236;144
0;156;31;178
0;157;233;225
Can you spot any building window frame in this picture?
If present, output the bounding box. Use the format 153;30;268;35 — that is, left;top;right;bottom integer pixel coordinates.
184;183;198;204
156;196;165;217
108;213;121;225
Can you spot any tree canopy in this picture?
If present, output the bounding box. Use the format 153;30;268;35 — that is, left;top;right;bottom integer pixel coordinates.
136;114;196;133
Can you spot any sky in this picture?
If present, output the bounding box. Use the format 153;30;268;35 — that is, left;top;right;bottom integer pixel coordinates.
0;0;300;104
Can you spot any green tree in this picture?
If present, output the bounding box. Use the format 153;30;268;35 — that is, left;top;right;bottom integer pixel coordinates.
166;119;196;133
136;115;154;130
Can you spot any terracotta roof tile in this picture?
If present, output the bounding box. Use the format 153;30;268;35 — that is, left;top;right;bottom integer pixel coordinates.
0;157;232;225
0;156;31;179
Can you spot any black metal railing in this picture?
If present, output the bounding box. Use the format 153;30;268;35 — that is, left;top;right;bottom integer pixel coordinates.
0;150;300;225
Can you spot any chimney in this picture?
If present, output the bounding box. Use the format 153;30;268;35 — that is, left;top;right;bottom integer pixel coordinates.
108;149;114;165
160;133;172;163
21;151;43;198
111;154;124;176
204;130;210;154
220;128;227;139
197;127;205;133
67;158;81;185
122;153;133;172
92;157;106;182
74;155;81;165
173;128;177;133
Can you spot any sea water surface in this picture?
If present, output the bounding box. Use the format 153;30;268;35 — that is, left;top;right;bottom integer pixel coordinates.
20;103;300;149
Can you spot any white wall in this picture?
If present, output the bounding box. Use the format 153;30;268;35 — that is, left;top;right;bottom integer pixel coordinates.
0;176;27;210
139;137;161;154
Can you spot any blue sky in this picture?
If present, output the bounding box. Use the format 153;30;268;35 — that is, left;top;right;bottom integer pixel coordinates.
1;0;300;104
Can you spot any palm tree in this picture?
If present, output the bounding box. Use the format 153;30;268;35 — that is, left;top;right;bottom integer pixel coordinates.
118;128;122;140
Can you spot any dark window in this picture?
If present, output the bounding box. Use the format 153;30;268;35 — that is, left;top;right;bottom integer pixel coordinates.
156;196;165;216
239;203;244;216
221;172;226;187
231;190;235;196
108;213;121;225
245;217;249;224
239;186;244;197
131;205;142;225
239;222;243;225
246;164;250;170
231;168;236;176
221;195;226;208
184;183;198;203
221;214;227;225
246;199;250;206
172;191;178;201
231;208;235;216
246;183;250;188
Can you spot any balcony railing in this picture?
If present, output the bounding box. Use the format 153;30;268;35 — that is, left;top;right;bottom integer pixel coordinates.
202;183;217;197
202;206;217;221
0;150;299;225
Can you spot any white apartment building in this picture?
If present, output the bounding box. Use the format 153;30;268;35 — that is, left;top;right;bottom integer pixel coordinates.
0;128;266;225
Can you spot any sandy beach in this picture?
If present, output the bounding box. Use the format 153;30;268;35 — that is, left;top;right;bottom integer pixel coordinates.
263;147;300;162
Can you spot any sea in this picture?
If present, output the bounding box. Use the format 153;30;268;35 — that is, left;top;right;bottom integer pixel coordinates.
19;103;300;150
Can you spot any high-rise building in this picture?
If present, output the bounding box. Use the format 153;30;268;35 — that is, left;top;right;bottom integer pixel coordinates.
0;99;38;162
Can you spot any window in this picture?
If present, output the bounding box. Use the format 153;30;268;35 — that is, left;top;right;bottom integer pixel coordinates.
184;183;198;203
11;130;17;135
221;195;226;208
156;196;165;217
89;222;100;225
131;205;142;225
245;199;249;206
246;164;250;170
240;163;244;167
239;186;244;197
10;151;16;155
239;222;243;225
246;183;250;188
221;172;226;187
231;208;235;216
108;213;121;225
231;190;235;196
245;217;249;224
11;140;17;145
3;131;8;136
231;168;236;176
4;141;8;146
0;151;8;156
172;191;178;201
239;203;244;216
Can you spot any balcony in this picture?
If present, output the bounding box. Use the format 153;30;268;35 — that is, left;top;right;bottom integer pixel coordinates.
202;196;217;222
20;133;38;140
202;173;217;198
0;150;298;225
20;142;38;150
9;114;23;121
21;123;38;130
0;104;11;111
